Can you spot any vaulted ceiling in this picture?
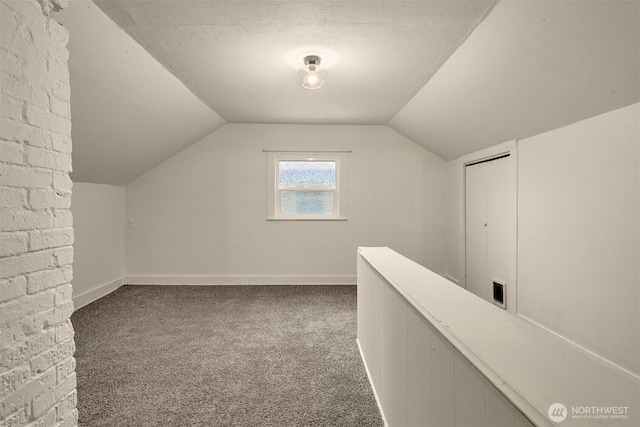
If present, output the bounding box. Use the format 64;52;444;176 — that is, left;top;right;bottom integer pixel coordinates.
90;0;496;125
390;0;640;160
57;0;639;185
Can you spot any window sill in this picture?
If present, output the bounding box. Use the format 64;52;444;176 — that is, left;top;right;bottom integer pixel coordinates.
267;216;348;221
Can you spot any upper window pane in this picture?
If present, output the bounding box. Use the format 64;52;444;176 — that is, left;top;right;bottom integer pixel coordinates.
278;160;336;189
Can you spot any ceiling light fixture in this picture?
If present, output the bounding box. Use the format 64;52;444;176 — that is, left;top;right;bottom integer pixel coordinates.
301;55;326;89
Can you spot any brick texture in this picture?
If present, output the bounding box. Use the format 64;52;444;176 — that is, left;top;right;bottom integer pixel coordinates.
1;0;77;426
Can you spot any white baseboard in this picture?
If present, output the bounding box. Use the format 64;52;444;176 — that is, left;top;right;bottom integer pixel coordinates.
124;275;356;286
73;277;123;310
356;338;388;427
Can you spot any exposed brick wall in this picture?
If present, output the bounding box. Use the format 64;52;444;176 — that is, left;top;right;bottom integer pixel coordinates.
1;0;77;426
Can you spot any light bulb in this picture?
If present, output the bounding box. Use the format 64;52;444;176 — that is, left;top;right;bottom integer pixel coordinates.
303;71;323;89
306;74;318;85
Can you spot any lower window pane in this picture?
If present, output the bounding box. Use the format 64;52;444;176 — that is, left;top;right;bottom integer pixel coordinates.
281;191;333;215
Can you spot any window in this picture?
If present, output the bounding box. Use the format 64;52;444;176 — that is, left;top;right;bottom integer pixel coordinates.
266;150;348;220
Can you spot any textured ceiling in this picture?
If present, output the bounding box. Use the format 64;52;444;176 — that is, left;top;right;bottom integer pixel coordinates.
93;0;497;125
55;0;639;184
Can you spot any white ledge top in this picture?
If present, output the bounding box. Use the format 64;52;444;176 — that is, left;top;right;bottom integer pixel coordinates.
358;247;639;427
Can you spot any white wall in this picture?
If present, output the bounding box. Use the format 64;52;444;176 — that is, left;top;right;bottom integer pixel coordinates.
445;103;639;376
125;124;447;284
517;103;639;375
444;160;463;286
71;183;125;308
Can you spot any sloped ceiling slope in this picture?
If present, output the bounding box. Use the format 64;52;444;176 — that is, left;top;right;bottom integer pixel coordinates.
93;0;497;125
56;0;639;184
56;1;225;185
390;0;640;160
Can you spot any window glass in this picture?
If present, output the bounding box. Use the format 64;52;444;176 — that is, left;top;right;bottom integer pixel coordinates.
278;160;336;189
280;191;333;215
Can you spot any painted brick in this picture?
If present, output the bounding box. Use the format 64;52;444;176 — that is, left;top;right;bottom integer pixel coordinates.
0;118;52;148
0;209;52;232
0;366;56;418
0;165;50;188
1;0;45;29
49;95;69;119
53;320;73;344
46;10;68;39
43;52;69;75
0;96;23;121
27;189;54;210
57;408;78;427
0;365;30;400
50;133;70;154
45;80;70;103
47;58;69;85
0;404;30;426
29;228;73;251
14;51;51;83
52;301;73;326
0;407;30;426
0;49;22;76
0;188;27;209
0;320;25;349
0;250;53;279
52;210;72;228
0;73;49;111
0;291;54;325
26;266;72;293
55;390;76;421
26;407;57;427
55;357;74;383
27;301;73;336
43;34;69;64
0;328;56;370
31;371;75;418
53;283;72;306
25;145;71;172
0;233;29;257
19;313;45;337
38;0;65;15
28;189;70;210
0;277;27;303
47;60;70;86
0;140;24;165
51;172;71;195
52;247;72;267
24;105;71;135
21;302;72;337
0;12;48;64
28;340;74;378
1;0;75;424
54;194;71;210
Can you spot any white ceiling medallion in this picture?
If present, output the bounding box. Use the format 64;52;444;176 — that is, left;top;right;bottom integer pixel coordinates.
300;55;327;89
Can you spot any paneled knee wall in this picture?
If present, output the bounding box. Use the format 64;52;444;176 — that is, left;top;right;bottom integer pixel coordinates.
357;247;639;427
357;252;534;427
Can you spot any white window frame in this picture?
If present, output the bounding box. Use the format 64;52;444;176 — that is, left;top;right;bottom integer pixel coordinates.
266;150;348;221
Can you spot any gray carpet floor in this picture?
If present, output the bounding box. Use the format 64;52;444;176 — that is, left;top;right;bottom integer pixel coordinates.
71;285;384;427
